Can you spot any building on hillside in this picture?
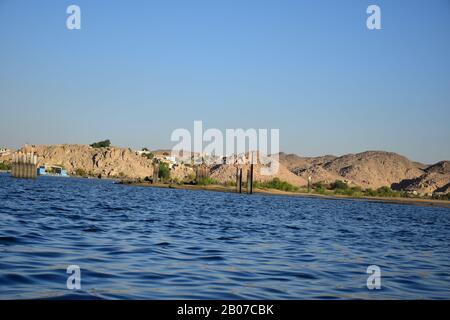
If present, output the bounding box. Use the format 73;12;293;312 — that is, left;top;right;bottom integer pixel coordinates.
151;154;182;168
0;147;11;156
136;150;153;156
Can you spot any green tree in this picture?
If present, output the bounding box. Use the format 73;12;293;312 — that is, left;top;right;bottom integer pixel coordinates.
0;162;12;170
313;182;326;194
197;177;218;185
90;139;111;148
330;180;349;190
158;162;170;181
375;186;400;197
142;152;154;160
75;168;87;177
254;178;299;192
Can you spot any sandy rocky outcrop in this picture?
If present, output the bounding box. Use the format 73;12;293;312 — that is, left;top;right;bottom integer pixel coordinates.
277;152;337;171
392;161;450;195
285;151;425;189
29;144;154;179
210;163;307;186
170;164;195;182
278;151;449;194
210;153;307;186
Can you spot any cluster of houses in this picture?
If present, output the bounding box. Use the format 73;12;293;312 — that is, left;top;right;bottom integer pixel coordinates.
0;147;11;156
135;150;179;168
135;149;258;170
135;149;205;168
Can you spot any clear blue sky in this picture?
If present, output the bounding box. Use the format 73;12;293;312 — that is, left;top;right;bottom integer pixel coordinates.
0;0;449;163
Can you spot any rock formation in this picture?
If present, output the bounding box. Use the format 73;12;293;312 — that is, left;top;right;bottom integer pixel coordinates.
392;161;450;195
30;144;153;179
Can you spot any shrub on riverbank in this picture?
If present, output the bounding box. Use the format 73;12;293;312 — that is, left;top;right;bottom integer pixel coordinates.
334;186;364;197
254;178;299;192
330;180;349;190
197;177;218;185
370;186;402;197
158;162;170;181
328;180;361;196
224;180;236;187
0;162;11;170
312;182;326;194
432;193;450;201
312;180;403;198
74;168;87;177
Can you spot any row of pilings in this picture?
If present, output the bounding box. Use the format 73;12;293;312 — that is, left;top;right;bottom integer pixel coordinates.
196;162;253;194
235;164;254;194
11;152;38;179
150;158;254;194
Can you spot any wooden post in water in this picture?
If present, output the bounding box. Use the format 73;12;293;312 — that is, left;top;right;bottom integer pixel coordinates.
247;163;253;194
152;162;159;184
235;166;240;193
247;168;250;193
195;165;201;184
239;168;243;193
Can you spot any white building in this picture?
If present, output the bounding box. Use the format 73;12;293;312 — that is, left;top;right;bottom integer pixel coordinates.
0;147;11;155
135;150;152;156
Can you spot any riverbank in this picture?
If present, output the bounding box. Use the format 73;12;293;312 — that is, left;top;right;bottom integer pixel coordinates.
124;181;450;208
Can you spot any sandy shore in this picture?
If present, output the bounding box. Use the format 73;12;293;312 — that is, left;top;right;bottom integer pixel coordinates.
124;181;450;209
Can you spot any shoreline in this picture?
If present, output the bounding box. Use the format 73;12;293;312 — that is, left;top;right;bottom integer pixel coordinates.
2;172;449;208
125;181;450;209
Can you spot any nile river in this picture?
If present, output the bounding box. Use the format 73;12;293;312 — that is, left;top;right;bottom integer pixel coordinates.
0;173;449;299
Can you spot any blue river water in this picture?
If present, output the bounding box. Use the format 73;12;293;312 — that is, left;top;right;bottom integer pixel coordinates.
0;173;449;299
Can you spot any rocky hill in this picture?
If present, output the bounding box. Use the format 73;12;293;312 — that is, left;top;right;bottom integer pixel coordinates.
30;144;154;179
279;151;434;190
276;152;337;171
322;151;424;189
210;161;307;186
393;161;450;195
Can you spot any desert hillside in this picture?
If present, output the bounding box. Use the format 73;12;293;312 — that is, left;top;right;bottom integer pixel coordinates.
317;151;423;188
393;161;450;195
210;161;307;186
30;144;154;179
278;151;438;191
276;152;337;171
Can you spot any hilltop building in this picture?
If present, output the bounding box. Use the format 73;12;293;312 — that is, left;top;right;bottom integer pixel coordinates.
0;147;11;156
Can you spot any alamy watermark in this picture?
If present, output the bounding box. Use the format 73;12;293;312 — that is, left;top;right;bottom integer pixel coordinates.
171;121;280;175
366;265;381;290
66;5;81;30
65;4;381;31
66;265;81;290
367;5;381;30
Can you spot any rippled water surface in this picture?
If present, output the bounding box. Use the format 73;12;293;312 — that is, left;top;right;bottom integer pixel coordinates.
1;173;449;299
